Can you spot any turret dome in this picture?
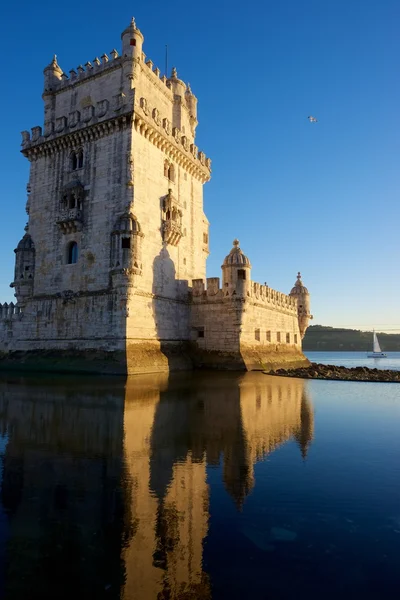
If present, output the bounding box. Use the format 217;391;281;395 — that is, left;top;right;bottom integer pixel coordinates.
15;233;34;252
222;240;251;268
290;272;309;296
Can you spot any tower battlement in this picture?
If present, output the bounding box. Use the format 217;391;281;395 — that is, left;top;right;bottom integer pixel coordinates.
22;18;211;181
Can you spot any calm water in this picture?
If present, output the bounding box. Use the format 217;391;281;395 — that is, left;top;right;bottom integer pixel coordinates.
0;370;399;599
305;350;400;370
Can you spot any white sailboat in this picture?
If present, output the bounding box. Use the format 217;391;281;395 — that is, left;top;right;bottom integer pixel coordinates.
367;330;387;358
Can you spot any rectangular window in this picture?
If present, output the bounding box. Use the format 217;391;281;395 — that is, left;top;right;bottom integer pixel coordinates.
238;269;246;280
197;327;204;338
286;333;290;344
203;233;208;244
266;330;271;342
277;332;281;343
255;328;260;341
294;334;298;344
121;237;131;249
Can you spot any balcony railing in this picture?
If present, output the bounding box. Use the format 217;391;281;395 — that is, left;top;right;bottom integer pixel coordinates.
57;208;83;233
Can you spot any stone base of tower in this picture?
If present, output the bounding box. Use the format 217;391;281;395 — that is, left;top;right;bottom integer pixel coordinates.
0;343;309;375
238;344;310;372
189;344;310;372
0;341;193;376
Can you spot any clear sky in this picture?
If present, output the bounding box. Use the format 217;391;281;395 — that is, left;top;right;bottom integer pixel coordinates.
1;0;399;331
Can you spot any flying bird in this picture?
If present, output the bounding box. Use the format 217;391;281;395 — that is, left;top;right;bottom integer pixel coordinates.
308;116;318;123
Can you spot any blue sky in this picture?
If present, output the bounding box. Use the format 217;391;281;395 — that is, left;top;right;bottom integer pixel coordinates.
1;0;399;330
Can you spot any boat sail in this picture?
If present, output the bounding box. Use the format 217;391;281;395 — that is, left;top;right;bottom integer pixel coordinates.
367;330;387;358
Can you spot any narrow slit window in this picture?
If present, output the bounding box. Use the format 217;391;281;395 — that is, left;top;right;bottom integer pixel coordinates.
71;153;77;171
67;242;78;264
77;150;83;169
286;333;290;343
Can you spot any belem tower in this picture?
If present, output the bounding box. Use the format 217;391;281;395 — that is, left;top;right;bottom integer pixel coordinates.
0;19;312;374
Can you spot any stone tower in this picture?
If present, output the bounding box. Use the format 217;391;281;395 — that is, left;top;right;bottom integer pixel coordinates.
13;18;211;371
289;272;313;338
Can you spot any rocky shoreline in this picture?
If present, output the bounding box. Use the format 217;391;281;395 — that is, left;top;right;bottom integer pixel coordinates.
266;362;400;383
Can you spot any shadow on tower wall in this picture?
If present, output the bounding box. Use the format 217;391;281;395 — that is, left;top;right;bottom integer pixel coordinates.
151;245;193;371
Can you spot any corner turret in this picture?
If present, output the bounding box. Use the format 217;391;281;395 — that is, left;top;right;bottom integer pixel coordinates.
289;272;312;338
222;240;251;297
185;83;198;134
121;17;144;62
43;55;63;93
10;232;35;306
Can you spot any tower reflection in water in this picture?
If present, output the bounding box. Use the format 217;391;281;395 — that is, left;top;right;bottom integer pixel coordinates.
0;372;313;599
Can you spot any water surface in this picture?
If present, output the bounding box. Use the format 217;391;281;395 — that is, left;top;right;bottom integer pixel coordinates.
306;350;400;370
0;371;399;599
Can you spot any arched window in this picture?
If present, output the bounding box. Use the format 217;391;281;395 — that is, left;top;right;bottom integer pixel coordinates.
71;152;77;171
67;242;78;264
77;150;83;169
164;160;169;178
168;164;175;182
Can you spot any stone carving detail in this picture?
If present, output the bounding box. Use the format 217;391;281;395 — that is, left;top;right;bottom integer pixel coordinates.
181;135;189;151
152;108;161;126
113;92;126;111
140;97;149;115
82;105;94;122
68;110;80;128
31;126;42;142
126;153;134;186
172;127;180;143
190;143;198;158
96;99;109;118
163;118;171;135
198;151;206;165
55;116;67;133
162;190;183;246
44;121;54;137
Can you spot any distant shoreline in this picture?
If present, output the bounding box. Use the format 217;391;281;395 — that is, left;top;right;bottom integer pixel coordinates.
303;325;400;352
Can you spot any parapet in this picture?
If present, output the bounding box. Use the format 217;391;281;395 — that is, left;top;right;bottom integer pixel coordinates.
192;277;222;301
0;302;23;321
191;277;297;313
251;281;297;312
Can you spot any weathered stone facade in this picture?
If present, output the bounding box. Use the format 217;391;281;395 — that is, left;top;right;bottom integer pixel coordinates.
0;19;312;374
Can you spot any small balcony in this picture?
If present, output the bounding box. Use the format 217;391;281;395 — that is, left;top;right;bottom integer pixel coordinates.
163;220;183;246
57;207;83;233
